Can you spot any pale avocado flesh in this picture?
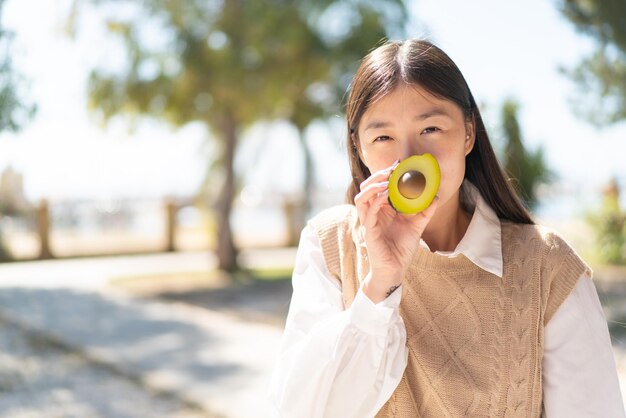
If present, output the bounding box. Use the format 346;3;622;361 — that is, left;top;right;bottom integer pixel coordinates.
388;154;440;214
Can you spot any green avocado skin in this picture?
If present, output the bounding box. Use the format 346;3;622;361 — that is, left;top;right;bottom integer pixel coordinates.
388;154;440;214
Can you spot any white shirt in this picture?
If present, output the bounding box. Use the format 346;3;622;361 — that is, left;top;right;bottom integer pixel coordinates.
268;187;626;418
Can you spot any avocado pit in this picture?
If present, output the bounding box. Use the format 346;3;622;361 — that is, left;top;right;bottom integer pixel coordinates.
398;170;425;199
387;153;440;214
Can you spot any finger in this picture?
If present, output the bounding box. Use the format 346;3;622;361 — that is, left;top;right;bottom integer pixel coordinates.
355;181;389;206
404;195;439;231
363;189;390;231
420;194;440;221
355;199;368;229
355;181;389;225
355;160;399;224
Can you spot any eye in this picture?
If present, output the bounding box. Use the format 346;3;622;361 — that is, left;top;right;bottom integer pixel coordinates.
422;126;441;134
373;135;392;143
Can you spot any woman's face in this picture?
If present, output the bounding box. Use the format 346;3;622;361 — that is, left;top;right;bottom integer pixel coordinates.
356;83;475;209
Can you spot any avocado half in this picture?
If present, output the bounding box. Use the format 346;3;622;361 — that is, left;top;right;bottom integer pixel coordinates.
388;154;440;214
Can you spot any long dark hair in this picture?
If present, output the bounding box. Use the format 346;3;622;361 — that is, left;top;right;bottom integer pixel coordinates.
345;39;534;225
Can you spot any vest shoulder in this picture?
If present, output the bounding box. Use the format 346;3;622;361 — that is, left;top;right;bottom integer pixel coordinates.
307;204;357;235
501;221;583;258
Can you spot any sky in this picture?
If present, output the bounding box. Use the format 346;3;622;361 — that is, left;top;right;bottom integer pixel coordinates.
1;0;625;206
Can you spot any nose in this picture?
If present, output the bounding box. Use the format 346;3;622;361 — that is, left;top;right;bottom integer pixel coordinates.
400;138;425;159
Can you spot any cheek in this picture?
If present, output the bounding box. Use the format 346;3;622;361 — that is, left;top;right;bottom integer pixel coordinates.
434;149;467;192
361;148;399;173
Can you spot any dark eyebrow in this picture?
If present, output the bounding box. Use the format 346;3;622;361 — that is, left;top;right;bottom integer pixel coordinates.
362;120;391;132
415;107;453;121
362;107;453;132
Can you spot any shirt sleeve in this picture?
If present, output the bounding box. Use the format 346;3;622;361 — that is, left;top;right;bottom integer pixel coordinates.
542;271;626;417
268;225;408;418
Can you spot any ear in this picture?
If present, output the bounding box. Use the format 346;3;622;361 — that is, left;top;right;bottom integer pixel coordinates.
351;130;366;164
464;121;476;156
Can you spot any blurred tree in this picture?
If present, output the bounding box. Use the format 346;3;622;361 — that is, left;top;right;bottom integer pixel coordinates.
501;99;553;210
67;0;407;270
0;0;37;261
557;0;626;125
587;178;626;264
283;2;408;244
0;0;36;133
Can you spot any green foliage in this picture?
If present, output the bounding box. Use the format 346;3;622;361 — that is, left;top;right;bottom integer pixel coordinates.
69;0;408;269
73;0;406;129
557;0;626;125
0;0;37;262
500;99;553;209
587;180;626;265
0;0;36;132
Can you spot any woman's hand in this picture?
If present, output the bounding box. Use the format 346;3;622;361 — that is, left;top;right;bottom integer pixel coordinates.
354;161;439;303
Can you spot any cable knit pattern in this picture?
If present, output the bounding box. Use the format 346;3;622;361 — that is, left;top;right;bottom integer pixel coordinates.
501;223;540;417
487;263;509;417
308;205;591;418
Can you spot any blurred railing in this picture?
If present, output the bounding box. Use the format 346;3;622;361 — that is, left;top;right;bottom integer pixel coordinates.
0;197;213;260
0;189;347;261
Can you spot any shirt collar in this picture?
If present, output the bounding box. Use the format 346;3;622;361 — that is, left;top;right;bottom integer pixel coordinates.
420;180;504;278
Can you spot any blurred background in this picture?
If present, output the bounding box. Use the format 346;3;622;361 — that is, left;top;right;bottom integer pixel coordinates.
0;0;624;416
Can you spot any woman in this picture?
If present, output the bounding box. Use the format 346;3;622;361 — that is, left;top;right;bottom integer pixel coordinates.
269;39;625;417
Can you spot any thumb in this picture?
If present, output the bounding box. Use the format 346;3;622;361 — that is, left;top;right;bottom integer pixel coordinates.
407;194;439;234
420;194;440;222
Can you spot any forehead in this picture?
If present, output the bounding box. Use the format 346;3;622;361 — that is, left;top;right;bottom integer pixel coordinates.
360;83;462;125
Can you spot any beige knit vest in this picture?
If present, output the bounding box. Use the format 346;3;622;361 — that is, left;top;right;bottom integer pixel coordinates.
308;204;590;418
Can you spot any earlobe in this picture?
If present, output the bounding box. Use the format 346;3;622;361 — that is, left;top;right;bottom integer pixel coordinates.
464;123;476;156
464;135;475;155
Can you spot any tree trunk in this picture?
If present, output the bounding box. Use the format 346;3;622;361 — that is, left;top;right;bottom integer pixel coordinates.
0;226;11;261
215;112;238;271
299;129;314;217
285;129;312;246
38;199;53;260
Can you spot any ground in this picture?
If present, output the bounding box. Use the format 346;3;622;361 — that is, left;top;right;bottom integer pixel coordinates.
108;270;293;328
0;315;212;418
1;265;624;417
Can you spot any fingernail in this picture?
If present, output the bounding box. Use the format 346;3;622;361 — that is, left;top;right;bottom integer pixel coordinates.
386;160;400;170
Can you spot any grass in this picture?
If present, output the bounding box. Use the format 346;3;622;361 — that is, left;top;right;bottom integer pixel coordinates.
242;267;293;281
108;267;293;297
107;266;295;327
